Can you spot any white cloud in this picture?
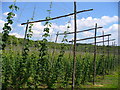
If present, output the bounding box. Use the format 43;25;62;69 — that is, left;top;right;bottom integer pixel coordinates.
82;31;94;37
9;33;24;38
0;19;21;38
74;16;118;30
0;19;13;33
0;19;6;32
18;24;25;27
3;12;9;16
32;22;45;37
28;22;55;38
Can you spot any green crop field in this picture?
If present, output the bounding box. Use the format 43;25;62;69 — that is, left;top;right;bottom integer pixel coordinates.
1;39;119;89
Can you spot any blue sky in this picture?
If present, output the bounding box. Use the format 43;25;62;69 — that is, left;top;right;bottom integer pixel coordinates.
1;2;119;45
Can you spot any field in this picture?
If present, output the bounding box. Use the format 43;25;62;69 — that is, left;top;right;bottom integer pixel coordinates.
1;41;119;89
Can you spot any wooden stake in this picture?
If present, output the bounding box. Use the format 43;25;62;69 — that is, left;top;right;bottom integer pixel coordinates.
107;36;110;73
23;20;29;49
102;31;105;79
72;1;77;90
69;40;73;59
24;20;29;40
113;42;116;71
51;31;59;60
93;23;97;85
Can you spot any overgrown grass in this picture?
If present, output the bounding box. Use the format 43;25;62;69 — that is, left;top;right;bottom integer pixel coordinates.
80;71;118;88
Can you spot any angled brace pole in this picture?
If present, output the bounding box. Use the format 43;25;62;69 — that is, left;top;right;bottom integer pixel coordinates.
69;34;111;42
57;27;103;35
90;39;115;44
21;9;93;25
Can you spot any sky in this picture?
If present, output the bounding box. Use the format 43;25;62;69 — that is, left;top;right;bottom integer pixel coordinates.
1;1;119;46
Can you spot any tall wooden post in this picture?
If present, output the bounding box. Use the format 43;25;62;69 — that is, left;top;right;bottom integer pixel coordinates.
72;1;77;90
23;20;29;50
93;23;97;85
69;40;73;59
107;36;110;73
113;42;116;71
52;31;59;60
55;31;59;43
102;31;105;79
24;20;29;40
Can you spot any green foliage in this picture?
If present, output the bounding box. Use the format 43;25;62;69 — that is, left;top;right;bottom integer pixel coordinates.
27;24;33;38
2;49;118;89
2;2;19;50
9;4;19;11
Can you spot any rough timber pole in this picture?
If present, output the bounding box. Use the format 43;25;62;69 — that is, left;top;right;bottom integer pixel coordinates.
23;20;29;49
113;41;116;71
72;1;77;90
52;31;59;60
107;35;110;73
69;40;73;59
102;31;105;79
93;23;97;85
24;20;29;40
112;42;115;71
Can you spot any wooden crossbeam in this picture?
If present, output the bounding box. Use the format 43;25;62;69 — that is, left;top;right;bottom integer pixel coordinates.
57;26;103;35
90;39;115;44
21;9;93;25
69;34;111;42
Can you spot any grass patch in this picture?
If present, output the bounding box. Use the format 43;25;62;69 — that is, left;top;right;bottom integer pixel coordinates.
80;71;118;88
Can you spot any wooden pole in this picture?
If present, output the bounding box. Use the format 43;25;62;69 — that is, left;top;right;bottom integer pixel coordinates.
90;39;115;45
93;23;97;85
107;36;110;73
55;32;59;43
113;42;116;71
51;31;59;60
72;1;77;90
24;20;29;40
69;34;111;42
23;20;29;50
57;27;102;35
21;9;93;25
102;31;105;79
112;42;114;68
69;40;73;59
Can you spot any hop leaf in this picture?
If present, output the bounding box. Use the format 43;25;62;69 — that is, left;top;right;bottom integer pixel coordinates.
67;26;70;28
44;28;49;33
8;20;13;24
42;33;50;37
9;5;14;9
15;6;19;11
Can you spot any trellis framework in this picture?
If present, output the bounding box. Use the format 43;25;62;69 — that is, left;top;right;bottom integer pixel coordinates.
21;1;116;89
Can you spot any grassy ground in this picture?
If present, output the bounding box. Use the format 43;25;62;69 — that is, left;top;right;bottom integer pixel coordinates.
80;71;119;88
